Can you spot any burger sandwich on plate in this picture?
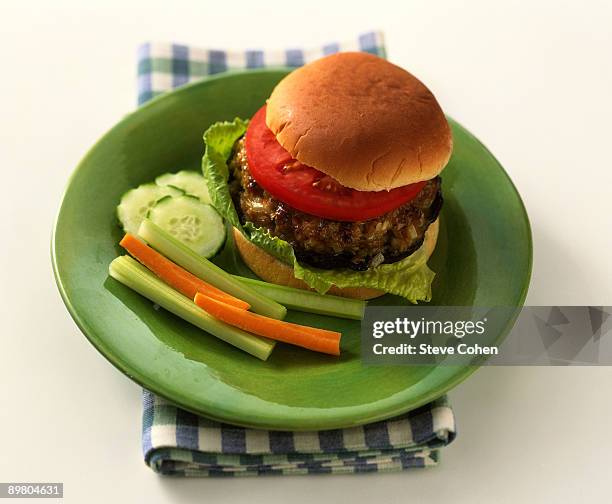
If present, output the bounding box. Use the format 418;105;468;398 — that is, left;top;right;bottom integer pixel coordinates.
203;52;452;302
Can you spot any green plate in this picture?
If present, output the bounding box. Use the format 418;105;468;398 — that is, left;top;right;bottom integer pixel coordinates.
52;70;532;430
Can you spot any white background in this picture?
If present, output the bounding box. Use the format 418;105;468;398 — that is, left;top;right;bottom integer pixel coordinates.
1;0;611;502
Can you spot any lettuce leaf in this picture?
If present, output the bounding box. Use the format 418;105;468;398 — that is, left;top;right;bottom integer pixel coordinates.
202;118;247;230
202;119;435;303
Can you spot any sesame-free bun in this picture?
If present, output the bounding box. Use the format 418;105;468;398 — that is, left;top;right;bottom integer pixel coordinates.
266;52;452;191
233;219;439;300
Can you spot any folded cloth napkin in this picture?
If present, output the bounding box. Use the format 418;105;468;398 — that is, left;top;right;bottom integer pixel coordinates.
137;31;386;105
137;31;456;476
143;391;455;476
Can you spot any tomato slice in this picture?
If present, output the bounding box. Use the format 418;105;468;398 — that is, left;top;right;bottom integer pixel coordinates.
245;105;426;222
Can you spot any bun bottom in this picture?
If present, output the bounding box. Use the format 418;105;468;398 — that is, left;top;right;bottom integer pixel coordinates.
233;218;439;300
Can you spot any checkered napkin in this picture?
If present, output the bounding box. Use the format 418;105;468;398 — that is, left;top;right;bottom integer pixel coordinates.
137;31;386;105
137;31;456;476
143;391;455;476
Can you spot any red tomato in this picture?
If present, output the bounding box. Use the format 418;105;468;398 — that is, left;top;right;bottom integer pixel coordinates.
244;105;426;222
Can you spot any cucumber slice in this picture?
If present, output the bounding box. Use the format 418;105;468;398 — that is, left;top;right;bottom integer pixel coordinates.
147;195;225;258
116;183;182;235
156;170;211;204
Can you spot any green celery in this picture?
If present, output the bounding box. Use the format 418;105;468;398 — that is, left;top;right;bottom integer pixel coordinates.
234;276;366;320
138;218;286;320
109;256;275;360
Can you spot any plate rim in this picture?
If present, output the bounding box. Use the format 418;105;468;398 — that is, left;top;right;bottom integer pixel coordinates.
51;69;533;430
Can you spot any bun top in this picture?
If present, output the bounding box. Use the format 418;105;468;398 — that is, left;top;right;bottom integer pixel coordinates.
266;52;452;191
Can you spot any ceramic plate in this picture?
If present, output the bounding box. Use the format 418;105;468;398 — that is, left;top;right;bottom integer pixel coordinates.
52;70;532;430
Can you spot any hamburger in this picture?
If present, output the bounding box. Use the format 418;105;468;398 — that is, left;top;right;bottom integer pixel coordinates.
203;52;452;301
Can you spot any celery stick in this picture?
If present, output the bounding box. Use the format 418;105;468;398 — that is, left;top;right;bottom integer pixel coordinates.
138;218;286;320
109;256;275;360
234;276;366;320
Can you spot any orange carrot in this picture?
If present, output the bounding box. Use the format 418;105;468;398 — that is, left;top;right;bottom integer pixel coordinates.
120;234;250;310
194;292;341;355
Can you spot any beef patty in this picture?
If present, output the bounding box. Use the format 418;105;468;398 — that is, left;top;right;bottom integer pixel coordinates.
229;138;442;271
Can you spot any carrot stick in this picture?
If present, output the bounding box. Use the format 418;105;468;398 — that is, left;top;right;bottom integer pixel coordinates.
194;293;341;356
120;234;250;310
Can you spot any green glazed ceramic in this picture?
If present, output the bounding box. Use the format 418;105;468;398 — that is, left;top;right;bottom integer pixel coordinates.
52;70;532;430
